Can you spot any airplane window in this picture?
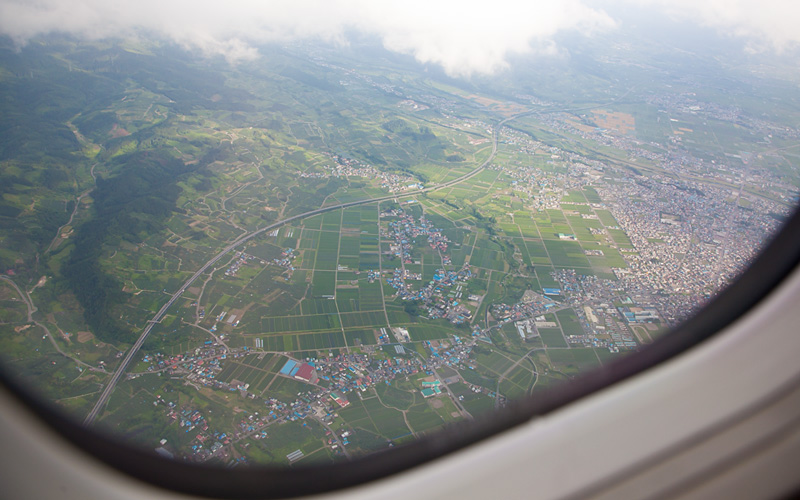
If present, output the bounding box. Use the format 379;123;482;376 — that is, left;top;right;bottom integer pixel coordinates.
0;1;799;497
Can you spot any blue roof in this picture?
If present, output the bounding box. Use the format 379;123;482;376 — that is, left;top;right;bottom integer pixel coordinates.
279;359;298;375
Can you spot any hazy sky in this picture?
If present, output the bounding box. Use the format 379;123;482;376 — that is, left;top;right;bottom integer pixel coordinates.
0;0;797;76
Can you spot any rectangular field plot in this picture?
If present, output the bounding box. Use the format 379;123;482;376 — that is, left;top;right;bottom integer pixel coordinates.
321;210;342;231
311;271;336;297
361;397;413;439
560;203;592;215
342;209;361;228
216;353;283;387
314;235;340;271
515;213;540;238
297;250;316;269
359;222;379;236
337;398;379;434
523;239;551;265
511;238;532;266
556;309;585;336
407;324;449;341
340;311;387;329
241;366;268;387
449;247;470;268
339;235;361;256
539;328;568;348
260;314;340;333
499;223;521;237
358;252;380;270
475;351;516;376
299;230;320;250
594;209;619;227
254;336;286;351
297;331;346;350
534;267;559;289
551;224;573;235
265;376;311;401
469;246;506;272
587;245;628;269
423;210;457;229
357;208;378;225
507;363;536;389
499;378;528;400
216;361;246;384
608;228;634;248
375;384;415;410
535;222;556;237
359;230;380;245
546;348;601;375
335;289;360;313
543;240;591;268
247;241;284;261
302;215;323;230
300;299;338;316
406;402;446;433
546;209;568;225
344;329;377;346
499;364;536;400
386;310;414;325
337;256;359;270
583;187;602;203
451;382;494;416
283;335;298;351
251;371;278;394
468;168;501;185
358;281;385;309
566;217;601;242
594;347;629;365
562;190;588;203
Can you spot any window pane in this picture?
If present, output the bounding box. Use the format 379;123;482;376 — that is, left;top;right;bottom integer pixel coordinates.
0;3;798;468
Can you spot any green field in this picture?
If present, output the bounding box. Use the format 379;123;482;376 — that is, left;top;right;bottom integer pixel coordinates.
539;328;568;348
5;31;794;469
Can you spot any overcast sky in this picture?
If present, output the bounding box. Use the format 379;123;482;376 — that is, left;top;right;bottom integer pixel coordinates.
0;0;797;76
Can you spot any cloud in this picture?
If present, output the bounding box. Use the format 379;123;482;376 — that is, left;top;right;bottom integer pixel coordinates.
0;0;615;76
350;0;616;75
615;0;800;53
0;0;795;76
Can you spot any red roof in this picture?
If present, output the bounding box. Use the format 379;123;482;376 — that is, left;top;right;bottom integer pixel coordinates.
294;363;315;382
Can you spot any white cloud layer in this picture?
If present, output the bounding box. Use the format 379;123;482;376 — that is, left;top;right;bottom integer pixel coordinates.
628;0;800;52
0;0;614;76
0;0;796;76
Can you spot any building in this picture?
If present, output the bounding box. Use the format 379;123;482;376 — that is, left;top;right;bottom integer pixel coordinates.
294;363;319;384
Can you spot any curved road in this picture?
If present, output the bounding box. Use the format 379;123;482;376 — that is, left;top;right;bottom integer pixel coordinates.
82;111;530;426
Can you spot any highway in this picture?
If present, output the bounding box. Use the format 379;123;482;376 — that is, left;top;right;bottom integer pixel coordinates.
82;110;529;426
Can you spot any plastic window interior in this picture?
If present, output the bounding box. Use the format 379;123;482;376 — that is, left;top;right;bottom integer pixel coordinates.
1;201;799;499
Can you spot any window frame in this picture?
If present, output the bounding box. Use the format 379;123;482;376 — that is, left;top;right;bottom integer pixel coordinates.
0;205;798;499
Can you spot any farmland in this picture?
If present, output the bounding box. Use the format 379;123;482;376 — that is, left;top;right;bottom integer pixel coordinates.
0;33;795;467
